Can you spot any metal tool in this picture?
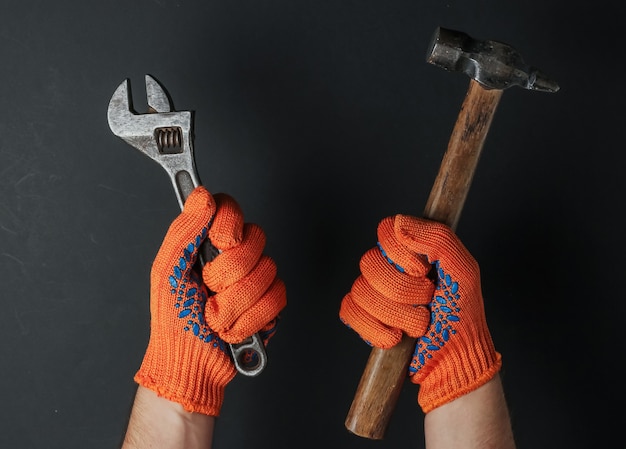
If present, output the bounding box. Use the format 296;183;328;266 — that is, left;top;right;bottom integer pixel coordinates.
344;27;559;439
107;74;267;377
426;26;559;94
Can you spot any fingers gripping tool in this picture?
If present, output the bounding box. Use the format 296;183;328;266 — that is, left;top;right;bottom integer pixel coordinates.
107;74;267;377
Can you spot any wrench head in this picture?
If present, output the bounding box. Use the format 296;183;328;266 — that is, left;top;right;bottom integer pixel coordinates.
107;75;200;208
107;75;195;163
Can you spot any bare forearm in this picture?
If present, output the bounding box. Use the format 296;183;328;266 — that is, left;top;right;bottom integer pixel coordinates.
424;374;516;449
122;386;215;449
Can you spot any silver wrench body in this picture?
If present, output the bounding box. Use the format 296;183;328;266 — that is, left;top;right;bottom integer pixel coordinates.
107;74;267;377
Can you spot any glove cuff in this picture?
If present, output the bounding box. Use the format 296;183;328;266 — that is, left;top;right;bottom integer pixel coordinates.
417;344;502;413
134;336;236;416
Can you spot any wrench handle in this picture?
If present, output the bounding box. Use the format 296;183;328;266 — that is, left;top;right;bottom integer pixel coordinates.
345;79;502;439
175;169;268;377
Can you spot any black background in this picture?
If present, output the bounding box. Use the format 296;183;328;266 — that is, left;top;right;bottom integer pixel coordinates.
0;1;623;448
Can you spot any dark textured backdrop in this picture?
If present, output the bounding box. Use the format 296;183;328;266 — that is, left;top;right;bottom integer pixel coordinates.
0;1;622;448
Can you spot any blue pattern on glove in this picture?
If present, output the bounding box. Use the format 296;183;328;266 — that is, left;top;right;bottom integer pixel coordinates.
168;227;227;353
409;261;460;374
377;242;406;273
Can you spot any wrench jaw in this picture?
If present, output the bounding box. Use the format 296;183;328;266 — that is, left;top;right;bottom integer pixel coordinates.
145;74;173;113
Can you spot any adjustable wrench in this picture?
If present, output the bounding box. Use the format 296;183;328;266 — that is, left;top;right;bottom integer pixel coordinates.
107;74;267;377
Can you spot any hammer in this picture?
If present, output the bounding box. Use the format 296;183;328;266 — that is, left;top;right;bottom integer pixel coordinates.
344;26;559;440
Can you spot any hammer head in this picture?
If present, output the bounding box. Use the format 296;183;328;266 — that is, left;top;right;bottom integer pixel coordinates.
426;27;559;92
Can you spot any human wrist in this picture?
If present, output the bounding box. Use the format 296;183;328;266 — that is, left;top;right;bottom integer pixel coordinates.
424;374;516;449
123;386;215;449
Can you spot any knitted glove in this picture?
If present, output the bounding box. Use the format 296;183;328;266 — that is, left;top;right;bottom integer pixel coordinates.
340;214;501;413
135;186;286;416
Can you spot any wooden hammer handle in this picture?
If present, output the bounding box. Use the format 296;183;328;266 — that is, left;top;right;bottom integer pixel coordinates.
344;79;503;439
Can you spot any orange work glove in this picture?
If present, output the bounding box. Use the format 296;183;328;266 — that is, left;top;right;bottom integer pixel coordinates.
135;186;286;416
340;214;501;413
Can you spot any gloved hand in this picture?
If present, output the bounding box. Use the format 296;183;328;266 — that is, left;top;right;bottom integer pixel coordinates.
135;186;286;416
340;214;501;413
